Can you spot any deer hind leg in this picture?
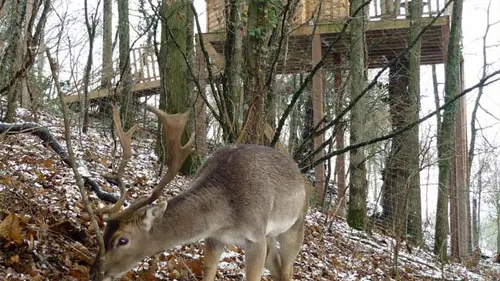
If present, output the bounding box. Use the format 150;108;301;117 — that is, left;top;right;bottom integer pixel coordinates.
277;217;305;281
266;237;282;281
202;238;225;281
244;236;267;281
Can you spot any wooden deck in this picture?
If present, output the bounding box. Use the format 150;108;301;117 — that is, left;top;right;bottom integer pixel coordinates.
63;1;450;103
63;47;161;104
204;16;449;73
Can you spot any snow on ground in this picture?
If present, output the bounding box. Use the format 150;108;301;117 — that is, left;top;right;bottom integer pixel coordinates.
0;108;499;280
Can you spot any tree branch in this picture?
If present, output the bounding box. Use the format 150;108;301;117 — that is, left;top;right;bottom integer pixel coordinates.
300;69;500;173
0;122;118;203
294;0;453;162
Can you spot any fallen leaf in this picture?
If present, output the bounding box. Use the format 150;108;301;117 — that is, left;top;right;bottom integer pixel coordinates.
43;159;53;168
187;259;203;276
0;213;24;244
69;264;88;280
10;255;20;263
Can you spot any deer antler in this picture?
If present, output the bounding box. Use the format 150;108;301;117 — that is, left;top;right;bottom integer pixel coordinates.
105;106;195;221
99;107;138;215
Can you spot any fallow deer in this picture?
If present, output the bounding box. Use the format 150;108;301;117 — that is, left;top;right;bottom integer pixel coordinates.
89;106;308;281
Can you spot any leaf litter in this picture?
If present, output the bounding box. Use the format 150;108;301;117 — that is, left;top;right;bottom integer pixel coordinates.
0;109;499;280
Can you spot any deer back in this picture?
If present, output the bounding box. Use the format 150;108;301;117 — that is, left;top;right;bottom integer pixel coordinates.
187;144;307;237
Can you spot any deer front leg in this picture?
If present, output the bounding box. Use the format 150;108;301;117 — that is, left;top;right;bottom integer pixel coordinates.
244;237;267;281
202;238;224;281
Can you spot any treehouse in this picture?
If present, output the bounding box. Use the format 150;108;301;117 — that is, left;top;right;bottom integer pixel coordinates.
204;0;449;72
63;0;450;103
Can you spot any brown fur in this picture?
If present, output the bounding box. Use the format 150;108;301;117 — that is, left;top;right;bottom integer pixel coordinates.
90;144;308;281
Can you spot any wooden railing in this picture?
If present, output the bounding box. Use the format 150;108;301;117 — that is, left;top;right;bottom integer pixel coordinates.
65;0;450;103
63;46;160;103
369;0;448;19
206;0;449;32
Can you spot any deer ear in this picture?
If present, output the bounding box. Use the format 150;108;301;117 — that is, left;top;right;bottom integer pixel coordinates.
142;201;168;231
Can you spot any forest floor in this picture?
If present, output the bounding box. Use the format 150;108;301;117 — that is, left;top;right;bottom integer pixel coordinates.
0;108;499;281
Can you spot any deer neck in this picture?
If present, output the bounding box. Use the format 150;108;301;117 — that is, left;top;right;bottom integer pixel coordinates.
150;187;221;248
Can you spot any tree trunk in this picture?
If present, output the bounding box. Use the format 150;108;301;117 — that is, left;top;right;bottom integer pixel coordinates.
20;0;34;109
383;58;415;237
347;0;367;230
158;0;196;174
301;90;313;157
497;201;500;258
223;0;244;142
311;32;325;205
453;81;471;261
117;0;134;130
288;74;300;153
243;0;271;144
472;162;483;250
102;0;113;90
82;0;98;133
334;64;346;217
4;1;23;122
434;0;464;262
194;41;207;157
472;198;478;250
406;0;423;245
432;64;441;132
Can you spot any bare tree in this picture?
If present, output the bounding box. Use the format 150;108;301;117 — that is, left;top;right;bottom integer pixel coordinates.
82;0;100;133
347;0;368;230
434;0;464;262
101;0;113;90
405;0;423;245
158;0;197;174
222;0;244;142
117;0;133;129
468;0;498;251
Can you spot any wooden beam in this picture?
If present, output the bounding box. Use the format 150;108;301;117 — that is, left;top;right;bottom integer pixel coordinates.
290;16;448;36
63;80;161;103
311;32;325;204
203;40;224;69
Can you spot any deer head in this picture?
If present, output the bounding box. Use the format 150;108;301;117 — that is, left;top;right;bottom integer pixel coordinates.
90;106;194;281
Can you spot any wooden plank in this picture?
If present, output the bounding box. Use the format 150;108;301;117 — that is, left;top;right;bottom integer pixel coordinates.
144;52;151;81
203;40;224;69
132;48;139;82
132;80;160;92
63;79;162;103
151;52;158;81
287;16;447;37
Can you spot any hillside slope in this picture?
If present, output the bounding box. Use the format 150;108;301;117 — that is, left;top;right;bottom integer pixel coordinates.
0;108;498;280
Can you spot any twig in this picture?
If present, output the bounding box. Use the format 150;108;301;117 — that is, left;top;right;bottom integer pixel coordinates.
46;49;106;281
33;250;59;273
301;69;500;172
289;0;454;160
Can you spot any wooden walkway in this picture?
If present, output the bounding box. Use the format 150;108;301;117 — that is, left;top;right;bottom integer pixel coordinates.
63;1;449;104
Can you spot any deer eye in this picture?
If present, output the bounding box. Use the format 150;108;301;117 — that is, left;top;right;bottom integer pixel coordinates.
117;237;129;246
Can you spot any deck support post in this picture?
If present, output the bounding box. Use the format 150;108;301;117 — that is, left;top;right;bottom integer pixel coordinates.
312;31;325;205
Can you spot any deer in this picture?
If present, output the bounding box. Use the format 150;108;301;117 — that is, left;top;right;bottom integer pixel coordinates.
89;106;309;281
